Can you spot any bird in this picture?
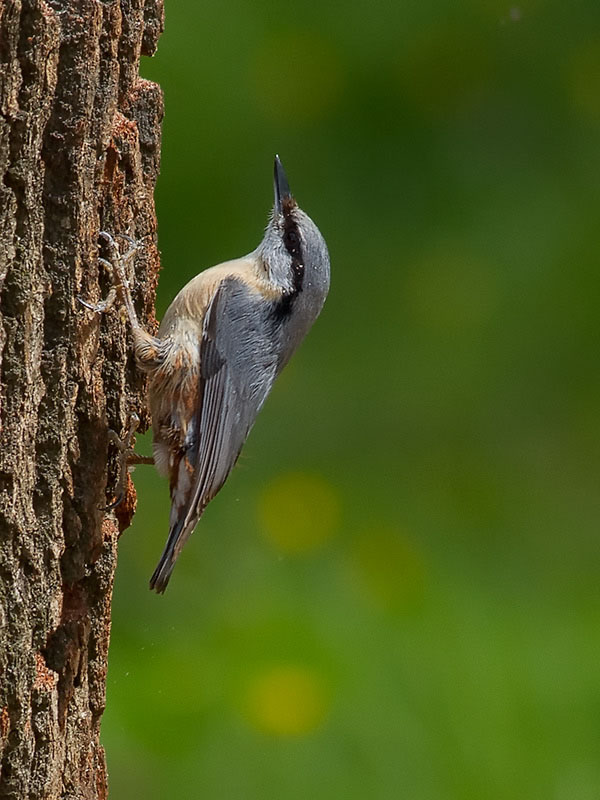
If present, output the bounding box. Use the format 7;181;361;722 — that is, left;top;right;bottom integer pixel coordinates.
92;156;330;593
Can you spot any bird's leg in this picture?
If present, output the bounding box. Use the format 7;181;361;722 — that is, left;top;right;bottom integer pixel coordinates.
78;232;162;508
79;231;163;370
105;412;155;510
97;231;143;332
78;231;138;315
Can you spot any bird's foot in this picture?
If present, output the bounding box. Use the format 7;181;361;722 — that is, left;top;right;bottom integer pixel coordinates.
78;231;141;317
105;412;154;510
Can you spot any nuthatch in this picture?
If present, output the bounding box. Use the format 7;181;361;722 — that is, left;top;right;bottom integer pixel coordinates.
90;156;330;592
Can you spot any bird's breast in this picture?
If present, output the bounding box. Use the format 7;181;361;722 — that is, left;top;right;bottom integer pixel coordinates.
148;329;201;464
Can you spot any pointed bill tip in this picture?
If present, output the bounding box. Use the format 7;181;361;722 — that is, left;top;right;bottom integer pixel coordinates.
273;154;293;213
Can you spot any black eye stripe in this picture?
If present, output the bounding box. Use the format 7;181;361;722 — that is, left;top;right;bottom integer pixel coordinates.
283;221;304;288
271;215;305;322
283;222;301;257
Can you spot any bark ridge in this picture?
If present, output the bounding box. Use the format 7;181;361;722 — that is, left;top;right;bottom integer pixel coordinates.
0;1;164;796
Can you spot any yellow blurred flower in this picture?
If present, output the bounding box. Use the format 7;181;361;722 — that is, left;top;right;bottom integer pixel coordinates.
258;472;340;555
244;664;329;737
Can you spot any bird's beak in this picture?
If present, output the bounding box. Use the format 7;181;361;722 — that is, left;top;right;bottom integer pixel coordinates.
274;155;293;214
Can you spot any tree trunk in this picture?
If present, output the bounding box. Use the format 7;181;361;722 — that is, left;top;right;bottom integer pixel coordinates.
0;1;163;796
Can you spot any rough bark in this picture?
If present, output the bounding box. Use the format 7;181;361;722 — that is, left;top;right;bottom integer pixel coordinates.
0;1;163;797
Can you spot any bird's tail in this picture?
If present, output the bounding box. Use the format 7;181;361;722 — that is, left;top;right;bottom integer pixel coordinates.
149;518;191;594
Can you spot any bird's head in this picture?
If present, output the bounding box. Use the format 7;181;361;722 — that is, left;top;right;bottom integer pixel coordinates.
257;156;330;302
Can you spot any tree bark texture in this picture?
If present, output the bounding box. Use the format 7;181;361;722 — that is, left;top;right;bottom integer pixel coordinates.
0;1;163;797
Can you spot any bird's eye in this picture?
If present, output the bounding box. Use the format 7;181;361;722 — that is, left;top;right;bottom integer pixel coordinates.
284;229;299;252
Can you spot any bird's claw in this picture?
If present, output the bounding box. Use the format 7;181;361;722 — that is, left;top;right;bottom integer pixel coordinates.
77;290;116;314
109;413;141;453
103;412;154;511
102;491;125;511
79;231;140;315
99;230;140;267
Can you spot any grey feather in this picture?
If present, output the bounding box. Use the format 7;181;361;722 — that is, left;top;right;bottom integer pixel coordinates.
149;278;279;592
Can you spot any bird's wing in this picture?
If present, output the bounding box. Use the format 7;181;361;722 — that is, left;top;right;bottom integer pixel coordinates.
150;276;279;592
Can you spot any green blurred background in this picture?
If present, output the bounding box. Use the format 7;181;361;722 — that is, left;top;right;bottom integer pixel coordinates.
103;1;600;797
